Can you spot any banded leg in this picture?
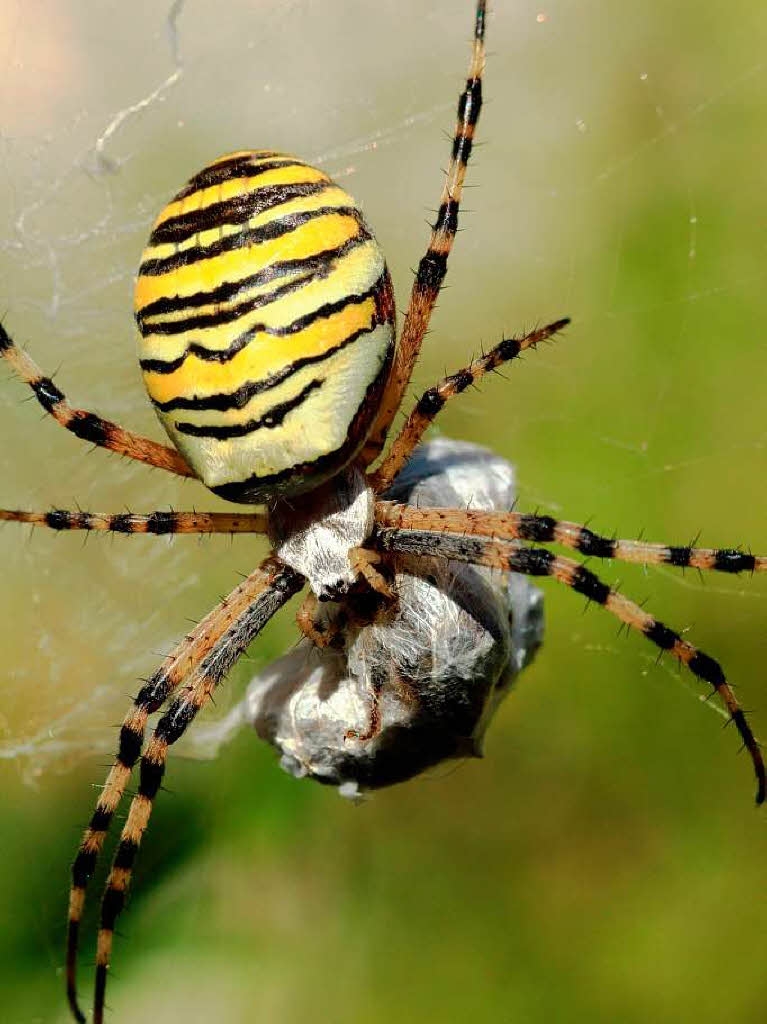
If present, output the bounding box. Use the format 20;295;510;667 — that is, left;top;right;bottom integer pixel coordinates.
66;558;296;1023
0;323;194;477
374;526;766;805
360;0;488;466
374;503;767;576
369;319;569;492
92;559;303;1024
2;508;267;536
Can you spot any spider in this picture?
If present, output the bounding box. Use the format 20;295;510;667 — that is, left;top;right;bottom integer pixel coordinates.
0;2;765;1021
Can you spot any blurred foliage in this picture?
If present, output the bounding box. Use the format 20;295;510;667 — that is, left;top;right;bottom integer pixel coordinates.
1;1;766;1022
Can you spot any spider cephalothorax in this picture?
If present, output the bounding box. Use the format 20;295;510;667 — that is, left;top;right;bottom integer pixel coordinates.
0;3;765;1022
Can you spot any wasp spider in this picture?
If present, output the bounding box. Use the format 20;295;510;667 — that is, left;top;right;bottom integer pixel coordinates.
1;2;765;1021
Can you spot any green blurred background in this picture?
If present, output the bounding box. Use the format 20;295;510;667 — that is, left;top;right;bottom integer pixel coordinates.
1;1;766;1021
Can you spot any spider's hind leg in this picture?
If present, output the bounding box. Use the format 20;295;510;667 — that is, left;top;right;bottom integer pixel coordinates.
372;503;767;577
0;323;194;477
375;526;766;805
65;559;297;1022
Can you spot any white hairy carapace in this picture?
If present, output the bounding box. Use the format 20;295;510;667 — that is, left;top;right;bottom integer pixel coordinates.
268;465;374;601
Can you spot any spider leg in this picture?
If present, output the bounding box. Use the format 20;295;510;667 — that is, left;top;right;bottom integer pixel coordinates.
369;319;569;492
373;503;767;575
0;323;194;477
65;557;298;1023
90;557;303;1024
374;526;766;805
296;591;342;647
359;0;487;466
2;508;267;535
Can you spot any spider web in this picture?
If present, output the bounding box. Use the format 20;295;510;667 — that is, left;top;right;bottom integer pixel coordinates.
1;0;766;782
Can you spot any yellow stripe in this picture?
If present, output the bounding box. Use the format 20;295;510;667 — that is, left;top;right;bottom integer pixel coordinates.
138;239;383;357
153;164;331;229
140;184;354;271
164;329;390;485
144;297;377;405
137;264;310;333
135;208;360;313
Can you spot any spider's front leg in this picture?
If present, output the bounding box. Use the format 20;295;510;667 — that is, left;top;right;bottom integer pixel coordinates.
359;0;488;466
0;323;194;477
369;318;569;493
0;507;267;535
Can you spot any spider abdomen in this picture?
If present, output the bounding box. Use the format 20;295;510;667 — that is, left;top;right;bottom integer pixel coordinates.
135;151;395;503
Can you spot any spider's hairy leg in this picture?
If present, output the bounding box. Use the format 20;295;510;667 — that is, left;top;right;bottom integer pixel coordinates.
91;559;303;1024
65;558;293;1024
1;508;267;536
374;504;767;576
375;527;766;804
360;0;488;466
369;319;569;492
0;322;194;478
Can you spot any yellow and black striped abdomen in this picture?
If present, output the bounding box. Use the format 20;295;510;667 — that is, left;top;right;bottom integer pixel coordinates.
135;151;395;503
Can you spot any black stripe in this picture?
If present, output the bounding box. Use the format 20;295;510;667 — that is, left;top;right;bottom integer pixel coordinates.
713;549;756;573
570;565;610;604
175;377;323;440
451;133;473;165
172;155;300;200
142;273;385;375
138;757;165;800
666;546;692;567
576;527;616;559
112;839;139;871
100;887;125;930
69;412;110;445
71;849;97;888
496;337;522;361
644;620;678;650
150;181;332;245
416;389;445;418
31;376;65;413
110;513;136;534
45;510;72;530
416;251;447;291
118;724;142;767
135;676;171;714
89;806;113;832
0;323;12;351
457;77;482;127
155;697;199;746
137;270;315;337
136;230;369;320
138;206;364;277
688;651;725;688
448;369;473;393
146;511;179;534
434;199;459;235
153;319;380;412
518;514;556;543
